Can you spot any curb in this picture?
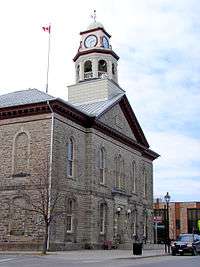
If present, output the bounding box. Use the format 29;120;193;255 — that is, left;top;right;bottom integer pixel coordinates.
116;253;169;260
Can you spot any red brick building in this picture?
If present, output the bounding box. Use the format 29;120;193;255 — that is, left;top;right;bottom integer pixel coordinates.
154;200;200;242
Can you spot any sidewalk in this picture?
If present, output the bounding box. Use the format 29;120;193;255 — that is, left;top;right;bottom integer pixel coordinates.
0;248;168;260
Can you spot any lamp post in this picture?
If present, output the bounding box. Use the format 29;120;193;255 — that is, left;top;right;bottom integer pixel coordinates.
164;192;171;253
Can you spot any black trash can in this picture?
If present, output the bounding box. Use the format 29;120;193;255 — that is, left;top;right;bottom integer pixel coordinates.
133;243;143;255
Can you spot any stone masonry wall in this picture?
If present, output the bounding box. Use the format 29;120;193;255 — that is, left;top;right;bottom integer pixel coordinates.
0;114;52;243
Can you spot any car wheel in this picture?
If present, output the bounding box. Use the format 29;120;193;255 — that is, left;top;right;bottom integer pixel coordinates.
180;251;184;256
172;251;176;256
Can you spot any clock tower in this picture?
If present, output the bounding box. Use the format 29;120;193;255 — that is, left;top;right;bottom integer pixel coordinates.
68;18;124;105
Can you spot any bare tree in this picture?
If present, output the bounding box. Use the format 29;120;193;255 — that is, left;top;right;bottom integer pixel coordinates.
17;156;62;254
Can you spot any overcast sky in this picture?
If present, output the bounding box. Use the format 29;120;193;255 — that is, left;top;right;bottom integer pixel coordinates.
0;0;199;202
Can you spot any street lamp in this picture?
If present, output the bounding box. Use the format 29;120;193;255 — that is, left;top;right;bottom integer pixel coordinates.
164;192;171;253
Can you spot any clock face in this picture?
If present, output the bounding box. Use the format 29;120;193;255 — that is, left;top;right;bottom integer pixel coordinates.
102;36;109;48
84;35;97;48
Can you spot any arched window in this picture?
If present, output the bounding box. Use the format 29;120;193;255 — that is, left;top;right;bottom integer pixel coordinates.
131;161;136;193
76;65;80;80
13;132;29;176
66;199;75;233
121;159;125;190
112;63;115;75
115;155;125;190
84;60;92;79
100;203;106;235
143;169;147;198
99;148;105;184
115;156;120;189
67;138;74;177
84;60;92;72
98;60;107;72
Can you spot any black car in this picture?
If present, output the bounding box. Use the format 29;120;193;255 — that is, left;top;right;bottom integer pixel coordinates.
171;234;200;256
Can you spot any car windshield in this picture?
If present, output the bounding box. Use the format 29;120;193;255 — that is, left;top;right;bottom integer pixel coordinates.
177;235;193;242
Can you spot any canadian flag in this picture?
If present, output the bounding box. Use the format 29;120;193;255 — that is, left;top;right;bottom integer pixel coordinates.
42;25;51;33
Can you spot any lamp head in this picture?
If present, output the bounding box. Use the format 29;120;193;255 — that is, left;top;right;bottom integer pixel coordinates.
164;192;171;204
127;209;131;215
116;207;121;214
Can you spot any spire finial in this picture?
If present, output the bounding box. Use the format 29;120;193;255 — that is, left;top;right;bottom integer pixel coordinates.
91;10;96;22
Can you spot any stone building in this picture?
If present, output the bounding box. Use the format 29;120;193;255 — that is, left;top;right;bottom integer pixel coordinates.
0;20;159;250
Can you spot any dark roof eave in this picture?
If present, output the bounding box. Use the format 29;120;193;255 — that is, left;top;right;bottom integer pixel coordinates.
73;49;119;62
142;149;160;161
80;27;111;38
0;98;159;161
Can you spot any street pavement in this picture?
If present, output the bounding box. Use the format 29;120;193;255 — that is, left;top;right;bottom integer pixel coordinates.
0;248;166;260
0;249;199;266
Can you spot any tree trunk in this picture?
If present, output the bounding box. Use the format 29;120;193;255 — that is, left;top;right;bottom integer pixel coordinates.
42;223;49;255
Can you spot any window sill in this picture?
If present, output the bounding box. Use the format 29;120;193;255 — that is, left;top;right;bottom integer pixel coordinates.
99;232;105;236
12;173;30;178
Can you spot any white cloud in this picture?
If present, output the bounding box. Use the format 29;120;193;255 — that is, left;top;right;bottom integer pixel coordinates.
148;131;200;201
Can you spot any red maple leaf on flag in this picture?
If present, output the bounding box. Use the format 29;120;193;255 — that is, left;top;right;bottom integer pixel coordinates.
42;25;51;33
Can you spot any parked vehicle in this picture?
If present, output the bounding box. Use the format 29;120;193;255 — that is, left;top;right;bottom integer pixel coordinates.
171;233;200;256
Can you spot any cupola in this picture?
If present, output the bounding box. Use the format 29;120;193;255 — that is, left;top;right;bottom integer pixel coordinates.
68;13;124;105
73;11;119;84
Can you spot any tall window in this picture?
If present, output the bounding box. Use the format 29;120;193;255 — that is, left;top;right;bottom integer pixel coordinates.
100;148;105;184
14;132;29;176
115;156;120;188
132;213;137;236
115;155;125;190
100;203;106;235
143;169;147;198
67;139;74;177
66;199;74;233
143;211;147;239
131;161;136;193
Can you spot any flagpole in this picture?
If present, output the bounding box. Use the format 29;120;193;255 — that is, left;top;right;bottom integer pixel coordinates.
46;24;51;94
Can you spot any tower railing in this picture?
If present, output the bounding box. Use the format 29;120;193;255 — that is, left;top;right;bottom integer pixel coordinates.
84;72;93;79
98;71;108;78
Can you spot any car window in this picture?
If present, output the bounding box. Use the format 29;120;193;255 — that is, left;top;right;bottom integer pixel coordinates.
196;235;200;241
177;235;193;242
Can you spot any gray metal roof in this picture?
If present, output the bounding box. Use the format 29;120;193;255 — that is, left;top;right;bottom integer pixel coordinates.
0;89;55;108
75;93;124;116
0;88;124;118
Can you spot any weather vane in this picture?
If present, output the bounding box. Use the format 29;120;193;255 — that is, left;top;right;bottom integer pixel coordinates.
91;10;96;22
